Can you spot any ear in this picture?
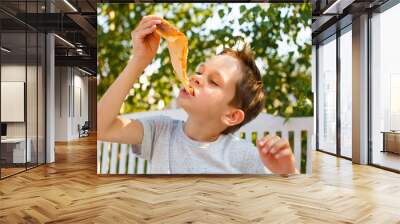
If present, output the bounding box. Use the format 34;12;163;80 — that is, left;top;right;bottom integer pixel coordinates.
221;109;245;127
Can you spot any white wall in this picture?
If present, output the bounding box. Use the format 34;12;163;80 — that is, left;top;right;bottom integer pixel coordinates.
1;65;36;138
1;63;46;164
72;71;89;138
54;67;89;141
1;65;26;143
55;66;69;141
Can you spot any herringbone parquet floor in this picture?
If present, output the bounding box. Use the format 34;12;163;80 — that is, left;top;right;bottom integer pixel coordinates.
0;134;399;223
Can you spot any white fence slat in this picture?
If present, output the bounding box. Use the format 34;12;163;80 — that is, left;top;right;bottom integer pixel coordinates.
101;142;110;174
257;131;264;140
109;143;119;174
282;131;289;142
234;132;240;138
137;157;145;174
268;130;276;137
294;131;301;170
245;131;253;142
118;144;128;174
97;141;102;174
127;145;135;174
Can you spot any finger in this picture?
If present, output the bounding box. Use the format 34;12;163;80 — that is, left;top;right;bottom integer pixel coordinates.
260;136;280;154
257;145;274;159
256;134;272;148
140;19;162;29
149;31;161;42
274;148;293;160
257;134;275;148
269;139;289;155
264;136;280;149
147;32;161;46
257;135;270;151
137;25;158;38
141;15;163;23
139;15;162;25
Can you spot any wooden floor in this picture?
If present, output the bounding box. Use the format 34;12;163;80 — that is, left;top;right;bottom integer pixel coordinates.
1;162;45;178
0;167;26;178
0;135;400;223
372;151;400;171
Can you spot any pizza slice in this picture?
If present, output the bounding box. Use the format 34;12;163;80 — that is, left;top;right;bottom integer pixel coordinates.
155;19;194;95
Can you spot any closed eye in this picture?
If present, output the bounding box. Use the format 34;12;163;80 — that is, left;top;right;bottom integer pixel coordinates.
195;71;218;86
210;80;218;86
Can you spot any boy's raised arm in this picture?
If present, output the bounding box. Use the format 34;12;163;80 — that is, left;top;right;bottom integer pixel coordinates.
97;15;162;145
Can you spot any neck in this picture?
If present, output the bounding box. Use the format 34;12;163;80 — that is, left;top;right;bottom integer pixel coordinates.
183;116;225;142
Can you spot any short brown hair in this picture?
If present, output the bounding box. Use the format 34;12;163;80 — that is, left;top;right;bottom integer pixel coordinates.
220;43;265;135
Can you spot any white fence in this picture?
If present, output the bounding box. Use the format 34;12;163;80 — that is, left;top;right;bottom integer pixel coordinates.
98;109;314;174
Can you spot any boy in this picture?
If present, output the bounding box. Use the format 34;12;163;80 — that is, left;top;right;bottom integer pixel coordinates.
98;15;298;174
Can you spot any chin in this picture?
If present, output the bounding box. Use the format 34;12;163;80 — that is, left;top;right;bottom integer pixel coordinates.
176;97;200;115
176;98;190;111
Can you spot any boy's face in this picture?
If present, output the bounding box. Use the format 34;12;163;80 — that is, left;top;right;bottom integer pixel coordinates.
177;54;244;124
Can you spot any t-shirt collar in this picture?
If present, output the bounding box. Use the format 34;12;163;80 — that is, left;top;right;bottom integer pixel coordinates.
178;121;224;149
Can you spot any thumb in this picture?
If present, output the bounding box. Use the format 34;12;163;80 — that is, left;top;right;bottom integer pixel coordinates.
151;31;161;43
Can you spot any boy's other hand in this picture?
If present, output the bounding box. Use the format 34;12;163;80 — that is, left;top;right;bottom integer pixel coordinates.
256;135;298;175
131;15;162;68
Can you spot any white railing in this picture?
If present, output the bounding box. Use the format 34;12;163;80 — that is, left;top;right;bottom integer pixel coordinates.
98;109;314;174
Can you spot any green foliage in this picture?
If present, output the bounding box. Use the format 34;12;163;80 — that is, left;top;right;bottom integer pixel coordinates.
97;3;312;118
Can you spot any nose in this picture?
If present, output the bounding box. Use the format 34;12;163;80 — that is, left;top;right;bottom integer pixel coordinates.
189;74;203;87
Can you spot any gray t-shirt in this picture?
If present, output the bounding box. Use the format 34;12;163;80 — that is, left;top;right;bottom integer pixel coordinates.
132;116;270;174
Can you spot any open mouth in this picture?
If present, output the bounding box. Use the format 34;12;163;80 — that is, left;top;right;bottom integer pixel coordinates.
181;87;195;97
